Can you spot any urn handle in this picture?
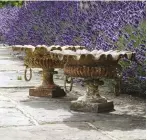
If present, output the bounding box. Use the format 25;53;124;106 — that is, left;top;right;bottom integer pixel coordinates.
24;65;32;81
64;75;73;92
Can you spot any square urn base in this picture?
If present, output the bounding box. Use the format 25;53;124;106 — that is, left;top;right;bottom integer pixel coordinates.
70;100;114;113
29;86;66;98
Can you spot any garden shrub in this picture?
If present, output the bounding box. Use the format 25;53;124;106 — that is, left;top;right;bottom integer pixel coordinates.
0;6;19;42
1;1;146;95
116;20;146;95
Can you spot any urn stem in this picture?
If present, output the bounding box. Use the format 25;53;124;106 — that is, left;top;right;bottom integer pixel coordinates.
85;79;104;99
42;68;55;87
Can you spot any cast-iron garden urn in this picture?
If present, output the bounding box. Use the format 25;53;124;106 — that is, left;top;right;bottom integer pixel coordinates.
50;48;135;112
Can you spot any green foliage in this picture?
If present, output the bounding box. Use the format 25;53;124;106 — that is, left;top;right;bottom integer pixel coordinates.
116;20;146;50
17;75;22;80
0;1;24;8
116;20;146;95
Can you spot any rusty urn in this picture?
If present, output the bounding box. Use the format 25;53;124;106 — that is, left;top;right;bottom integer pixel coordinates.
11;45;86;98
50;48;136;113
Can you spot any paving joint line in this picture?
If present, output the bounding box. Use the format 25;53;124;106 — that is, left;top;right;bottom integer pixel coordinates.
86;122;120;140
0;107;15;109
0;124;33;128
11;99;39;126
2;95;39;126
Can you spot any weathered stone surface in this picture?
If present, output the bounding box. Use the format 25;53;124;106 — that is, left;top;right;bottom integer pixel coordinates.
70;99;114;113
17;99;101;124
0;89;30;102
91;113;146;140
0;70;66;88
0;46;146;140
0;123;111;140
0;100;15;108
0;108;32;127
0;71;40;88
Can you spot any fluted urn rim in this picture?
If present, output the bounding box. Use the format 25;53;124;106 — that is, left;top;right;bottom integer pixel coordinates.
50;49;136;62
11;45;87;69
11;45;86;54
11;45;136;64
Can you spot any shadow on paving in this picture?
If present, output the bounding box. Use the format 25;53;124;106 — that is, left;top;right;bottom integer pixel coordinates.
21;96;145;131
63;112;146;131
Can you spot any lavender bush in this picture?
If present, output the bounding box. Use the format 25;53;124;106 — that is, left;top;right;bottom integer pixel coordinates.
56;1;145;50
4;1;82;46
116;20;146;95
4;1;145;47
0;6;19;42
2;1;146;95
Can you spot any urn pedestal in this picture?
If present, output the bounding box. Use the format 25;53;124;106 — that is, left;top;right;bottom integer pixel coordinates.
14;45;85;98
70;100;114;113
64;65;118;113
70;79;114;113
29;68;66;98
58;49;135;113
12;45;67;98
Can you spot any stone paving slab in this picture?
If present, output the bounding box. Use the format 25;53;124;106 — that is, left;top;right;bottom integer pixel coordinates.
93;125;146;140
0;93;145;140
0;88;79;102
91;113;146;140
0;85;146;140
0;46;146;140
0;89;100;124
0;59;22;65
0;65;25;71
0;108;32;127
0;55;12;59
0;100;15;108
0;71;40;88
0;47;12;55
0;89;32;102
19;100;101;124
0;123;112;140
0;57;24;71
106;129;146;140
0;95;10;101
0;87;145;140
0;70;66;88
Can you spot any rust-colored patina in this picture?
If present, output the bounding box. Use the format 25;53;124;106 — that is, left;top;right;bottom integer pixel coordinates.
50;48;135;112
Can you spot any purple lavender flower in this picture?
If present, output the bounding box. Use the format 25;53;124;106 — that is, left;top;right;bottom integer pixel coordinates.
0;1;146;95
